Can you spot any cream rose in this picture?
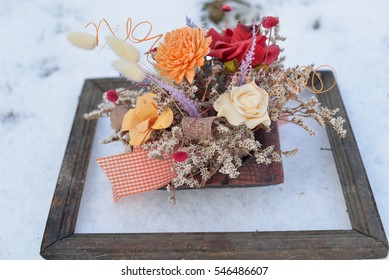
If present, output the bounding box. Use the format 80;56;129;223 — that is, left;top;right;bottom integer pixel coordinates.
213;82;271;129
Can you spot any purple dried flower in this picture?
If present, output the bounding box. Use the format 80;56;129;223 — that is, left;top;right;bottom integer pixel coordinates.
238;23;257;85
146;74;200;118
185;16;195;28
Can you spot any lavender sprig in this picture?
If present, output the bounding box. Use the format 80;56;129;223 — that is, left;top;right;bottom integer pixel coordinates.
146;74;200;118
185;15;195;28
238;23;257;85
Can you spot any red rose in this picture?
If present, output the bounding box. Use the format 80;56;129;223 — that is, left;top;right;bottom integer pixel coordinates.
207;23;280;66
262;16;279;28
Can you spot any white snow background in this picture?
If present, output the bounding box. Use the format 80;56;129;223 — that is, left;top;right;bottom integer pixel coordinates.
0;0;388;259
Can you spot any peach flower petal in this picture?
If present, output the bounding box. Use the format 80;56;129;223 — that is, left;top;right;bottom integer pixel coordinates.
136;92;157;107
135;103;159;120
136;118;156;133
129;128;153;146
121;109;140;131
121;92;173;146
152;107;174;130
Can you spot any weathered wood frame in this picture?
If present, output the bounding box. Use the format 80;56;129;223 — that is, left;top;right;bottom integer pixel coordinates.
40;71;388;259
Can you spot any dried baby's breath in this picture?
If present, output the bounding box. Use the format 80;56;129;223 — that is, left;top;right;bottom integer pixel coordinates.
282;148;299;158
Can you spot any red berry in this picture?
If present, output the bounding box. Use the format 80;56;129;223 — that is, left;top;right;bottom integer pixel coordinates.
172;151;188;162
221;5;232;12
262;16;279;28
106;90;118;102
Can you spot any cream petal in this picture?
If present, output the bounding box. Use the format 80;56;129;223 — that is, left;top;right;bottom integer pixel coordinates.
213;92;231;112
217;103;246;126
245;114;271;129
262;115;271;127
215;82;271;129
244;118;261;129
241;93;261;108
239;107;258;117
231;89;244;106
233;103;250;117
248;81;262;92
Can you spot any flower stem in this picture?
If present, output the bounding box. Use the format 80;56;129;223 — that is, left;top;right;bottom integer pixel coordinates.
117;84;151;94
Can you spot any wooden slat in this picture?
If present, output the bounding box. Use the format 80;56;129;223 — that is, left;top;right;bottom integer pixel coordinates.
41;80;104;250
41;230;387;260
315;72;387;245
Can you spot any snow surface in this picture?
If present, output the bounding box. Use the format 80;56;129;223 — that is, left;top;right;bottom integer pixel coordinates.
0;0;388;259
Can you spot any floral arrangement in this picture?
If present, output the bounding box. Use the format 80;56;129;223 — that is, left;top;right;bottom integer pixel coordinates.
68;12;346;202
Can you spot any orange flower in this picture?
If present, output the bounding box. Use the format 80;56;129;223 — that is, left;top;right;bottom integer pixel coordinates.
154;27;212;84
121;92;173;146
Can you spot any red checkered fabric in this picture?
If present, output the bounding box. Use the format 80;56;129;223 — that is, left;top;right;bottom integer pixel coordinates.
96;148;175;202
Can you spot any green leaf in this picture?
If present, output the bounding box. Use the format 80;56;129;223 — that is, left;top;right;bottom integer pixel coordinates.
253;63;270;73
224;59;239;73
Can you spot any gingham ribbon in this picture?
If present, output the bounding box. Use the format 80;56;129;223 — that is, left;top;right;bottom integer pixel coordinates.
96;148;175;202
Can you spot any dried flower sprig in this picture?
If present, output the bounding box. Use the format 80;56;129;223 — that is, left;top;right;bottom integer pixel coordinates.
146;74;201;118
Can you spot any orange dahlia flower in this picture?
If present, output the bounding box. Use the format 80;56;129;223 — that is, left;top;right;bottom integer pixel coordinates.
154;27;212;84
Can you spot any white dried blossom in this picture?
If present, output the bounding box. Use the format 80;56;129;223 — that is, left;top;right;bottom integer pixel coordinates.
329;116;347;138
291;117;317;136
282;148;299;158
99;133;120;144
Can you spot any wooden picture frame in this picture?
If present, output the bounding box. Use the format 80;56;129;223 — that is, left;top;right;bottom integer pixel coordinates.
40;71;388;259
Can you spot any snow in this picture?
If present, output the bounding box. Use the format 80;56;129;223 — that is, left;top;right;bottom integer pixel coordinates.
0;0;388;259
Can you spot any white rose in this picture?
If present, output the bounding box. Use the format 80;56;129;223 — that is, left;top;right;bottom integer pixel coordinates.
213;81;271;129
